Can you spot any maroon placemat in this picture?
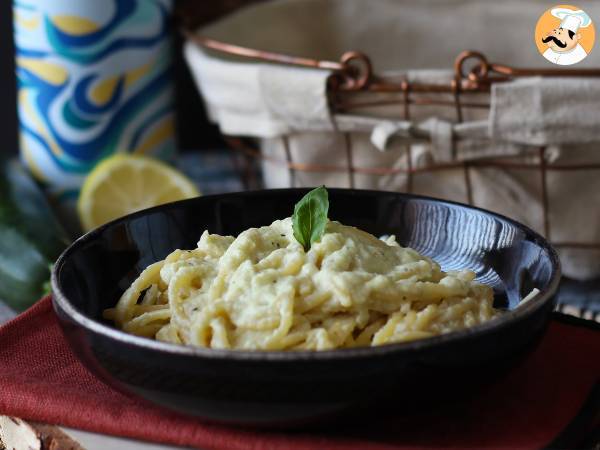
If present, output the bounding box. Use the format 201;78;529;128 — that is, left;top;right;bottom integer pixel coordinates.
0;296;598;449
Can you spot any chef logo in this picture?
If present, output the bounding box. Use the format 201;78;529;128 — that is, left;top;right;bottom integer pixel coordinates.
535;5;595;65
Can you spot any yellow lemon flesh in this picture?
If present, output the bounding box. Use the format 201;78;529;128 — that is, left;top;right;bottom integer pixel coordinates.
78;154;199;231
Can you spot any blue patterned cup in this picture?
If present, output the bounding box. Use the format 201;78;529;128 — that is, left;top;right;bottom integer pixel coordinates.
14;0;176;225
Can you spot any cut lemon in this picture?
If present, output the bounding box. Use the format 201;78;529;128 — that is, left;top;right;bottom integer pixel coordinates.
78;154;199;231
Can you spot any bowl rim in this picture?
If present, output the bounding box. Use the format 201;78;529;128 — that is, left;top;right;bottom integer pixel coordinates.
51;188;561;362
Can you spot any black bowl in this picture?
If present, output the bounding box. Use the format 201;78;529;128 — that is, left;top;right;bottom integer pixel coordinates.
51;188;560;427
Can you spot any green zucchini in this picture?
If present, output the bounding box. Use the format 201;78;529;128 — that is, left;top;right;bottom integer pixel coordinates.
0;160;70;311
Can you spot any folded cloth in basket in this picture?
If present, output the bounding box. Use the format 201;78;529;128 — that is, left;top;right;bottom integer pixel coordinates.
185;43;334;138
0;296;599;449
491;77;600;146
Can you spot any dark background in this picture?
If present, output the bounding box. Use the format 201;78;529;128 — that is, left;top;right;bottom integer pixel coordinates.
0;0;254;159
0;0;18;158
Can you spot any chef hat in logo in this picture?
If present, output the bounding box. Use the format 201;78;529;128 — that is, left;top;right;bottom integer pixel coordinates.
551;8;592;33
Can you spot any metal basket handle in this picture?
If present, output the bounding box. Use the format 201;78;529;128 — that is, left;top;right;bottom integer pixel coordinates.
184;31;600;95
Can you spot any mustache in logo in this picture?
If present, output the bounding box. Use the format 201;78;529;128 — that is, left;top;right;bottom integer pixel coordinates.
542;35;567;48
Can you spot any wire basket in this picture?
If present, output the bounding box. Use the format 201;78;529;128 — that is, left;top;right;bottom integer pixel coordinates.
181;0;600;281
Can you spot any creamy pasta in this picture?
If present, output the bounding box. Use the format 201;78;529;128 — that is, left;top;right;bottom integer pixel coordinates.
104;218;497;350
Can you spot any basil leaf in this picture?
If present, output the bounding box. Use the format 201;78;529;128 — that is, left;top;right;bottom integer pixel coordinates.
292;186;329;252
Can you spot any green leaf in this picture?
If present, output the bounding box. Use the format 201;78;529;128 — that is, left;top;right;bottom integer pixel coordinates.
292;186;329;252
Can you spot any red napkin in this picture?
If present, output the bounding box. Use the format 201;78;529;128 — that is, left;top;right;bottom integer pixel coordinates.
0;296;598;450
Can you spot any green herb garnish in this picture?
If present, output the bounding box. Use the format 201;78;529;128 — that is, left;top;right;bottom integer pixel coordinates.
292;186;329;252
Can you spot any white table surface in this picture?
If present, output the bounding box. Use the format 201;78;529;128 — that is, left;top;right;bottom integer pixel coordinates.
64;428;189;449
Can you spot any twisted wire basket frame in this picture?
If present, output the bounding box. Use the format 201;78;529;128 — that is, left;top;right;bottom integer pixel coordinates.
184;30;600;252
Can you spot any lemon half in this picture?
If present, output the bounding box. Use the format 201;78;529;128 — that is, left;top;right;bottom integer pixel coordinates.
78;154;200;231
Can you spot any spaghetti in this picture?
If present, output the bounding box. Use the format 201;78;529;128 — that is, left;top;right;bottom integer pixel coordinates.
104;218;497;350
